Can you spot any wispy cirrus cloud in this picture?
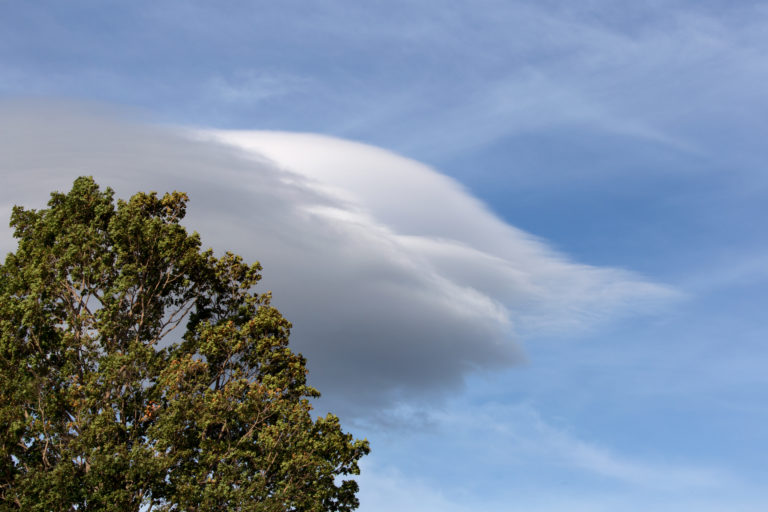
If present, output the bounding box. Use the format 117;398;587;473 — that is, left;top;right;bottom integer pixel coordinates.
355;399;746;512
352;398;736;512
5;1;768;169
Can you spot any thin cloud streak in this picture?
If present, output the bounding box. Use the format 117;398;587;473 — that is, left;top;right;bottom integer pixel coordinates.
205;70;311;105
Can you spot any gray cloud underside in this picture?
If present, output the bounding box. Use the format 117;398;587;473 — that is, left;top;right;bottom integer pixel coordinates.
0;103;675;415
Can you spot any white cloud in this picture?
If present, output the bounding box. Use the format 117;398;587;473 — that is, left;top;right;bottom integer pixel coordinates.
206;130;678;337
0;103;676;414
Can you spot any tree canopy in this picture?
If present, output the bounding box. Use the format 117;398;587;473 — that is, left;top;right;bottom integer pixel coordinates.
0;177;369;511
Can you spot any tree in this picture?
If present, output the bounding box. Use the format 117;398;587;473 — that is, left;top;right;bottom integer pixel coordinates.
0;177;369;511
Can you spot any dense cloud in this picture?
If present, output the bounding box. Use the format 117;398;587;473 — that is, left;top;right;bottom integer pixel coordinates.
0;103;675;415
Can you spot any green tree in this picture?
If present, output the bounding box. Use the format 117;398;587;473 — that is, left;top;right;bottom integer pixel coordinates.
0;177;369;511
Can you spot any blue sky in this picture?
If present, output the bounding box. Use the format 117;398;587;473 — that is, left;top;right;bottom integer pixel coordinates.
2;1;768;510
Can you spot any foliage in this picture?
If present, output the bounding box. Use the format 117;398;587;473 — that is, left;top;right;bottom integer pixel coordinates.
0;177;369;511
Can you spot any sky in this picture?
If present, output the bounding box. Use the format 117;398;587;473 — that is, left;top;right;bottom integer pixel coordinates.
1;1;767;510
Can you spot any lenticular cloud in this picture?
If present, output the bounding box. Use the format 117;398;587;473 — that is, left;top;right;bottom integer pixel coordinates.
0;103;675;413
